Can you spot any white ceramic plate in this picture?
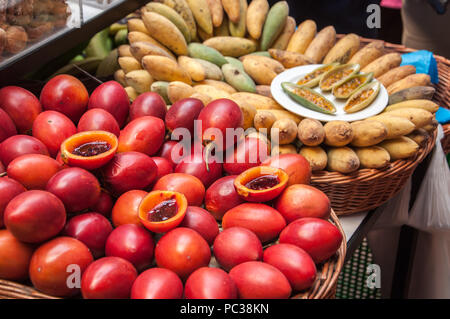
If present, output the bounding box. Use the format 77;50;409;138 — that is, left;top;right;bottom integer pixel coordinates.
270;64;389;122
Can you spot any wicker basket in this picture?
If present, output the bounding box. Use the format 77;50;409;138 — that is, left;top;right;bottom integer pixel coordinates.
0;210;346;299
311;37;448;215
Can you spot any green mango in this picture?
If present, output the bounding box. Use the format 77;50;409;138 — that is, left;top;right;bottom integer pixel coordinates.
260;1;289;51
188;43;228;66
222;63;256;93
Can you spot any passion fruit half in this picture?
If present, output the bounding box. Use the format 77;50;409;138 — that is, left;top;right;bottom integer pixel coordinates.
60;131;118;170
138;190;188;233
234;166;289;203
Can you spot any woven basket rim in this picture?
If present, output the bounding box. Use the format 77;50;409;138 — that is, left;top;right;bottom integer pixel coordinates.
0;209;346;300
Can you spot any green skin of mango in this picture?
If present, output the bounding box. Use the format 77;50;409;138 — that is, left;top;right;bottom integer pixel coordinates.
260;1;289;51
224;57;244;71
282;82;336;115
222;64;257;93
188;43;228;66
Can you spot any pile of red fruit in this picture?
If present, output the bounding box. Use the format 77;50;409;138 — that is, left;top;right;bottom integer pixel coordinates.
0;75;343;299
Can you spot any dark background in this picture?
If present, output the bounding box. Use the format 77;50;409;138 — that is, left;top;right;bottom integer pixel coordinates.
267;0;403;44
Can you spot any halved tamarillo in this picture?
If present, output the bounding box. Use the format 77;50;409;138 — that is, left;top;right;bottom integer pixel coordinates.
234;166;288;202
138;190;188;233
222;203;286;243
60;131;118;170
7;154;61;190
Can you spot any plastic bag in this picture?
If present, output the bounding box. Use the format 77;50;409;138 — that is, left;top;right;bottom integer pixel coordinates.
371;178;411;229
407;125;450;232
400;50;439;84
407;231;450;298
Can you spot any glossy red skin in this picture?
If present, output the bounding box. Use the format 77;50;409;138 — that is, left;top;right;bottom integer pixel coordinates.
105;224;154;272
229;261;292;299
155;227;211;280
262;154;312;186
180;206;219;245
184;267;237;299
165;98;204;135
29;237;93;297
131;268;183;299
130;92;167;121
118;116;165;156
0;108;17;142
88;81;130;128
0;161;4;174
152;157;174;182
222;203;286;243
40;75;89;123
275;184;331;223
263;243;316;291
0;177;26;229
205;175;244;220
197;99;243;151
63;213;113;259
90;190;114;217
112;190;146;227
81;256;137;299
157;140;189;166
4;190;66;243
0;86;41;133
0;229;34;281
102;152;157;195
0;135;49;166
213;227;262;271
223;137;270;175
153;173;205;206
174;149;223;188
7;154;61;190
46;167;101;213
279;218;343;263
32;111;77;157
77;108;121;137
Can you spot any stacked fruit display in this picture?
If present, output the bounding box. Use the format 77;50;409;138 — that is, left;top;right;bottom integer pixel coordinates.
115;0;438;174
0;74;344;299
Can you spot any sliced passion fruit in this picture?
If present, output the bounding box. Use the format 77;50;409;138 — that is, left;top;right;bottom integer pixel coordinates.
296;63;339;88
319;63;360;92
234;166;289;202
282;82;336;115
60;131;118;170
138;190;188;233
332;72;373;99
344;81;380;113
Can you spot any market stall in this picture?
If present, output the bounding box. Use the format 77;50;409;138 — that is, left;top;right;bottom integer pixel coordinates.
0;0;449;300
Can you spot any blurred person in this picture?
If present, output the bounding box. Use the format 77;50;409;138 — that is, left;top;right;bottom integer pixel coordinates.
380;0;403;43
401;0;450;58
